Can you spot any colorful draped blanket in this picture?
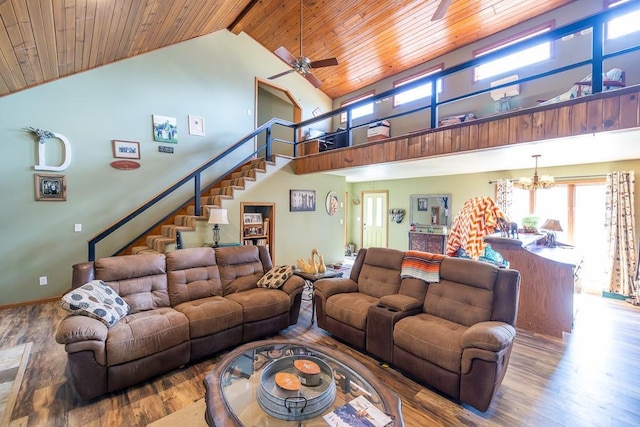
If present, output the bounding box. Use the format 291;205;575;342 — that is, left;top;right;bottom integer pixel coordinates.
446;196;506;259
401;251;446;283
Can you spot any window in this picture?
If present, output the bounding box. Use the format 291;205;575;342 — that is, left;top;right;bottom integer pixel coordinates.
473;23;553;81
607;0;640;39
340;92;374;123
393;65;443;107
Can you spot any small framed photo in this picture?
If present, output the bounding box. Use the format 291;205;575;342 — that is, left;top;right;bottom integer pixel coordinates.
153;114;178;143
243;213;263;224
417;198;429;211
35;174;66;201
188;115;205;136
112;140;140;159
290;189;316;212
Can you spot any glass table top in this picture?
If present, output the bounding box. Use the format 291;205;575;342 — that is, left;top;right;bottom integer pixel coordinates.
204;339;403;427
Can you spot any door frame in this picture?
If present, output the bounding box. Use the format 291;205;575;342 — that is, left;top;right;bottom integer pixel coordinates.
255;78;303;156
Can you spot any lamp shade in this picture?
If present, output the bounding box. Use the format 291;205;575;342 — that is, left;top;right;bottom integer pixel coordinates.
208;208;229;225
541;219;563;232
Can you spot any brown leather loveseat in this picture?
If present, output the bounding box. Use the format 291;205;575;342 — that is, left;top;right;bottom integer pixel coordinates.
55;245;304;400
314;247;520;412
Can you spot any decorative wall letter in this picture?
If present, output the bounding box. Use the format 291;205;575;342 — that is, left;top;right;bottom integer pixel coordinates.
26;127;72;171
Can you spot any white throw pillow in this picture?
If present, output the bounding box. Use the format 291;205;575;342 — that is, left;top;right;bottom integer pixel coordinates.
257;265;295;289
60;280;130;327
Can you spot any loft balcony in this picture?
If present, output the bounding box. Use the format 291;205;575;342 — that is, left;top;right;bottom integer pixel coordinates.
294;85;640;178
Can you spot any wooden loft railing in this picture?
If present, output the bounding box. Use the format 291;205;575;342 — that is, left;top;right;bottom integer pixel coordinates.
294;85;640;175
289;1;640;167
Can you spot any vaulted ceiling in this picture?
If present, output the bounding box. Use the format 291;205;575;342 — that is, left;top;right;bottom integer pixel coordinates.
0;0;574;100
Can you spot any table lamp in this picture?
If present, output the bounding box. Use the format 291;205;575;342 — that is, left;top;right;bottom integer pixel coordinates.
541;219;563;247
208;208;229;248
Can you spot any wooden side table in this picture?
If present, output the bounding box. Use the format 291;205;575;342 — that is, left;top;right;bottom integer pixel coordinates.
294;270;343;324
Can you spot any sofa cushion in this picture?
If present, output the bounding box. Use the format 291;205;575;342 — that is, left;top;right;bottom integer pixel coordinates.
166;247;223;306
216;246;264;294
174;296;244;338
394;313;467;374
424;280;494;327
357;248;404;298
60;280;130;327
257;265;295;289
106;307;189;366
95;253;170;313
326;293;379;330
225;288;290;322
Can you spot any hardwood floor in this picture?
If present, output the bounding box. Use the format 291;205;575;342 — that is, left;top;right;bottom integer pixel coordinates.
1;293;639;426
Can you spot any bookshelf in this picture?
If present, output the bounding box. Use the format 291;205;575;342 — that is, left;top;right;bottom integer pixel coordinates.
240;202;274;259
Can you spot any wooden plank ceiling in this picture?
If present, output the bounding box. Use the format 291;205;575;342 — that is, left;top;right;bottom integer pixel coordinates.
0;0;573;100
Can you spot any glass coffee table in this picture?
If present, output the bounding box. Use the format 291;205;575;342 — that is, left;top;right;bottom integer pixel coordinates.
204;339;404;426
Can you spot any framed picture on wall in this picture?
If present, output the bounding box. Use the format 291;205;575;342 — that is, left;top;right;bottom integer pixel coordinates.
188;115;205;136
290;190;316;212
34;174;66;201
152;114;178;143
112;140;141;159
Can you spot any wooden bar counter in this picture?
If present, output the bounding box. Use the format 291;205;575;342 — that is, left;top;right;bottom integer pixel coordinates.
484;235;583;338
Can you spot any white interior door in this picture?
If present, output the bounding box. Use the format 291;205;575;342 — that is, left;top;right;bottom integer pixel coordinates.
362;192;388;248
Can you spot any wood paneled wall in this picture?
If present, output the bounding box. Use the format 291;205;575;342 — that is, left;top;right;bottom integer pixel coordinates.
294;87;640;175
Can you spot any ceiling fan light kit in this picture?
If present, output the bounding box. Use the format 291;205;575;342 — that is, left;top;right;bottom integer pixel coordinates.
268;0;338;88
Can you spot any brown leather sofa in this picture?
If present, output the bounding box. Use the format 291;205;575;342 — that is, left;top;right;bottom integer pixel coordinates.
55;245;304;400
314;247;520;412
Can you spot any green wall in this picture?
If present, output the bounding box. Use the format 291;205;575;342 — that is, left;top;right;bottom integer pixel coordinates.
347;160;640;252
0;30;332;306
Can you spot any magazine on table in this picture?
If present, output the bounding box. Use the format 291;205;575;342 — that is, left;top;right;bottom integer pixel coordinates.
323;395;393;427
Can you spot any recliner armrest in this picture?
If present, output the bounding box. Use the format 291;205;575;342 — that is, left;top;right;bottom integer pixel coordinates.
377;294;422;312
280;275;305;296
313;277;358;299
55;314;108;345
461;321;515;352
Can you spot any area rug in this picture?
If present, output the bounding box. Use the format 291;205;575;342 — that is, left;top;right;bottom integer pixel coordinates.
0;342;32;427
147;398;206;427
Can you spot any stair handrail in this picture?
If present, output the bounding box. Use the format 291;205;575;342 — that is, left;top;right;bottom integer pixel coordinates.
88;117;295;261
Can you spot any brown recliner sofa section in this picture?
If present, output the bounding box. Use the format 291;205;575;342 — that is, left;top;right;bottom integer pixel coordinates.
314;247;520;412
55;245;304;400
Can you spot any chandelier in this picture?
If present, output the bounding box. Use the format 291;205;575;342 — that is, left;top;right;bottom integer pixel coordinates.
513;154;555;190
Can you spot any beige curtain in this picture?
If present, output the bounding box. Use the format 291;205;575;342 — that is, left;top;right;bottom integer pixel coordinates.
605;171;638;300
496;179;514;219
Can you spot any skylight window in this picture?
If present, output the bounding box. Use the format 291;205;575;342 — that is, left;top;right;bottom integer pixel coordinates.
393;65;443;107
340;92;374;122
607;0;640;40
473;24;553;81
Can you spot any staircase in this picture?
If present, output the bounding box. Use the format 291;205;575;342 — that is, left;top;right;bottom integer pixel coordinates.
127;157;274;255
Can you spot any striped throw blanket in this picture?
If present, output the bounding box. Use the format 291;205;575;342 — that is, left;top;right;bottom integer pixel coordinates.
401;251;446;283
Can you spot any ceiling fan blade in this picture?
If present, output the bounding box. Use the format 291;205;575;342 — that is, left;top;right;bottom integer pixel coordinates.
431;0;453;21
267;69;296;80
309;57;338;69
273;46;297;66
304;72;323;88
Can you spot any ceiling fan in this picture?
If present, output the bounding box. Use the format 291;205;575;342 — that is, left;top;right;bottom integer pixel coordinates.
268;0;338;88
431;0;454;21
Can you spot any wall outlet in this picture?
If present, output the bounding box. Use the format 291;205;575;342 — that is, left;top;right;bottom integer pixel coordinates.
39;276;47;286
74;224;82;232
